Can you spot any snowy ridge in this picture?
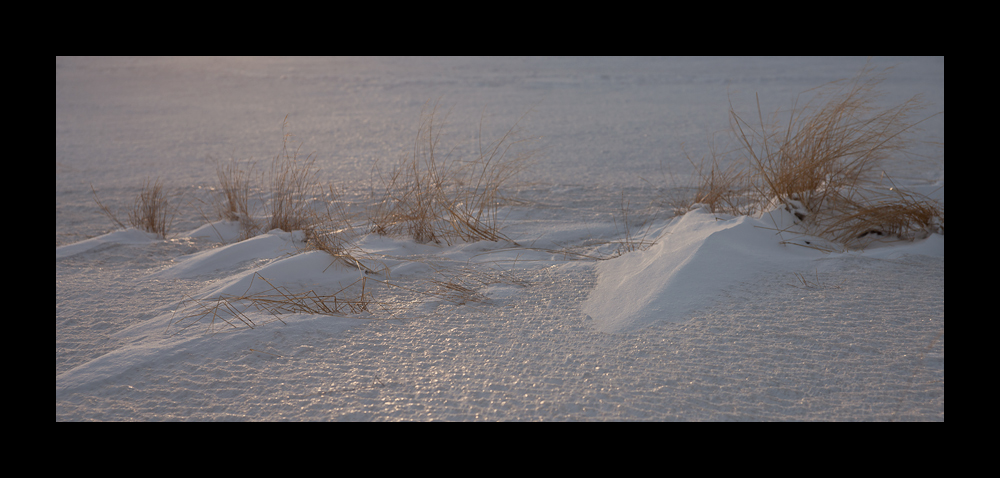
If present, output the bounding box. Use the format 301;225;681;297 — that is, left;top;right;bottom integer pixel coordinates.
585;207;820;332
584;206;943;333
56;228;161;259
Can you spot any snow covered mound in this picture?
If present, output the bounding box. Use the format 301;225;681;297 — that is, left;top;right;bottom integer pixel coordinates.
148;228;305;280
586;207;836;333
56;228;162;259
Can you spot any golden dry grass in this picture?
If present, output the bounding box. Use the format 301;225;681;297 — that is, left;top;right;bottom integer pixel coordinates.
811;174;944;247
91;178;174;239
687;61;943;248
366;101;537;245
208;115;324;241
205;106;536;251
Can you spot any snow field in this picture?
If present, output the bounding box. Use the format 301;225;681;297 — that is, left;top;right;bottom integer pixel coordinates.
57;57;943;420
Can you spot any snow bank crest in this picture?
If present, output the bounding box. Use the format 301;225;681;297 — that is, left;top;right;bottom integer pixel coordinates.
149;228;304;280
56;228;162;259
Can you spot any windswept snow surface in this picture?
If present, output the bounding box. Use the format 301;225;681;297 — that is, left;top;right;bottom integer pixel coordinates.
57;57;944;421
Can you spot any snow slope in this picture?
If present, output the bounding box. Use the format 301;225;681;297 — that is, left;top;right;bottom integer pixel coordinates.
57;57;944;421
584;205;944;333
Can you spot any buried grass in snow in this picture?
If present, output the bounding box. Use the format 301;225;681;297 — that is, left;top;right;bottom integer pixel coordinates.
171;262;531;334
170;272;384;334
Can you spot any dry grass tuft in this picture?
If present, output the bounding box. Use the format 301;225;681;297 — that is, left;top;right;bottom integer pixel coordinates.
129;178;174;238
209;115;324;241
812;174;944;247
214;158;261;240
265;117;320;233
366;101;537;245
687;61;943;248
206;106;536;253
92;178;175;239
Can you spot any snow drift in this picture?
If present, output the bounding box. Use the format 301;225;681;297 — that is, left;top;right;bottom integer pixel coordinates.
583;205;943;333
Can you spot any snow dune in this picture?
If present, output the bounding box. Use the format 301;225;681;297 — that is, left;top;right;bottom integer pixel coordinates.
57;57;943;420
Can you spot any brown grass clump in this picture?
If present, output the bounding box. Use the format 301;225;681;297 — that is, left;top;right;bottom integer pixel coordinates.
129;178;174;238
205;106;536;251
208;115;324;241
91;178;175;239
366;101;537;245
814;175;944;247
687;61;943;248
214;158;261;240
264;117;320;233
210;119;384;272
